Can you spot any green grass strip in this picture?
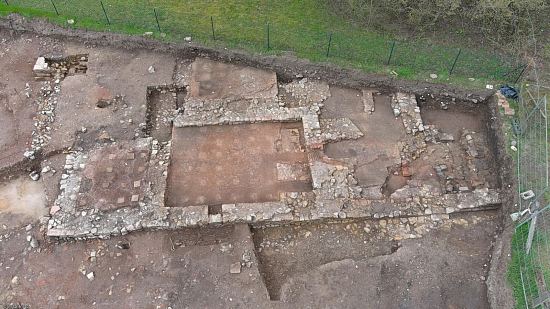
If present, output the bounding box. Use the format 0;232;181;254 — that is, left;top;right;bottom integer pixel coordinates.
0;1;522;89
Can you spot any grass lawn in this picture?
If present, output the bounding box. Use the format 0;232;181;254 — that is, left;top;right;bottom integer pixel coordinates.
509;222;535;309
0;0;523;89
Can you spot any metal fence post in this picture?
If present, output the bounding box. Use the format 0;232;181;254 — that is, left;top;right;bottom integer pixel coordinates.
449;48;461;75
210;16;216;40
154;8;161;32
387;41;396;65
326;32;333;57
514;64;528;84
266;22;270;50
100;1;110;25
50;0;59;15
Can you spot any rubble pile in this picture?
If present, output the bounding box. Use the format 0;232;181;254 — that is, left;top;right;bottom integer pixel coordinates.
25;81;59;159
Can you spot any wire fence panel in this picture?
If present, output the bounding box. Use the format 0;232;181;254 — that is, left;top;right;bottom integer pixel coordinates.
103;0;157;31
518;85;549;211
514;207;550;309
454;48;514;81
515;76;550;308
10;0;50;12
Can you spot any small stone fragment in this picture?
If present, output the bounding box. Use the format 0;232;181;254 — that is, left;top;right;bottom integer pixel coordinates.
29;236;39;248
439;133;454;142
229;262;241;274
86;272;95;281
29;171;40;181
50;205;61;215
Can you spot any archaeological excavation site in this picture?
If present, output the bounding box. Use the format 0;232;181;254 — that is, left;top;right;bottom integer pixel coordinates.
0;19;514;309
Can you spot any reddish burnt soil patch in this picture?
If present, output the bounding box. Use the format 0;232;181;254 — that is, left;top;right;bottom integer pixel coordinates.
166;122;312;207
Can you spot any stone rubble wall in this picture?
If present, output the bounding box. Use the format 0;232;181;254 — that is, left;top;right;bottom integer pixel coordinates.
173;99;307;127
46;76;502;240
391;93;429;166
362;90;375;113
280;78;331;106
391;93;424;134
24;81;60;160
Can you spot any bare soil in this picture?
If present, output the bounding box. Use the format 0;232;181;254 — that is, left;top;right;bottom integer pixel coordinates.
1;224;271;308
421;104;486;140
0;34;42;172
0;211;499;309
189;58;278;100
254;211;499;308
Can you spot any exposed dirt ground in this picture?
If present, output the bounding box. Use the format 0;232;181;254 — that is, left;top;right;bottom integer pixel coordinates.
0;26;512;309
0;31;46;173
1;224;269;308
255;211;499;308
321;87;404;188
0;211;499;308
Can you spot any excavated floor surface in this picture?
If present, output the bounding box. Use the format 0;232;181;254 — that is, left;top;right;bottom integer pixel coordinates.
0;29;507;308
167;122;311;207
